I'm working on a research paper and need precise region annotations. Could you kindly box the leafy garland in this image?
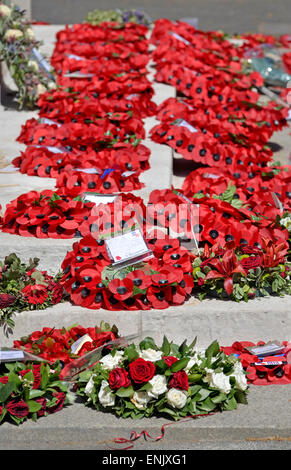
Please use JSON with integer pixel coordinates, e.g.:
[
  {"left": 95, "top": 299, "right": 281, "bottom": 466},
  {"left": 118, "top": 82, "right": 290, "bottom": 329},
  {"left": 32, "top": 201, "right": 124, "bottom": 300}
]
[
  {"left": 0, "top": 253, "right": 65, "bottom": 335},
  {"left": 0, "top": 1, "right": 56, "bottom": 109},
  {"left": 0, "top": 360, "right": 71, "bottom": 425},
  {"left": 84, "top": 8, "right": 152, "bottom": 26},
  {"left": 76, "top": 336, "right": 249, "bottom": 421}
]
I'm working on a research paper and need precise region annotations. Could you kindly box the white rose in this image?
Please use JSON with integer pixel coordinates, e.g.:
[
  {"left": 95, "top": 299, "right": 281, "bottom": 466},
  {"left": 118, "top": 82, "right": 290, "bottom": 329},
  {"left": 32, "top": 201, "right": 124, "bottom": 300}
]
[
  {"left": 25, "top": 28, "right": 35, "bottom": 40},
  {"left": 139, "top": 348, "right": 163, "bottom": 362},
  {"left": 84, "top": 374, "right": 96, "bottom": 396},
  {"left": 231, "top": 362, "right": 248, "bottom": 391},
  {"left": 131, "top": 391, "right": 151, "bottom": 410},
  {"left": 4, "top": 29, "right": 23, "bottom": 41},
  {"left": 98, "top": 380, "right": 115, "bottom": 407},
  {"left": 99, "top": 351, "right": 124, "bottom": 370},
  {"left": 166, "top": 388, "right": 188, "bottom": 409},
  {"left": 28, "top": 60, "right": 39, "bottom": 72},
  {"left": 148, "top": 374, "right": 168, "bottom": 399},
  {"left": 204, "top": 369, "right": 231, "bottom": 394},
  {"left": 280, "top": 216, "right": 291, "bottom": 231},
  {"left": 0, "top": 4, "right": 11, "bottom": 17}
]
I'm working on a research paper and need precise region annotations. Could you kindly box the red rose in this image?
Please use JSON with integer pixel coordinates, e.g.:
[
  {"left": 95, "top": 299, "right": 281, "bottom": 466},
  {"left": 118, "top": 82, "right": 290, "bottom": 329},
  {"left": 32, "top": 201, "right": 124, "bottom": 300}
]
[
  {"left": 5, "top": 400, "right": 30, "bottom": 418},
  {"left": 47, "top": 392, "right": 66, "bottom": 414},
  {"left": 169, "top": 371, "right": 189, "bottom": 391},
  {"left": 162, "top": 356, "right": 178, "bottom": 367},
  {"left": 129, "top": 358, "right": 155, "bottom": 384},
  {"left": 240, "top": 255, "right": 262, "bottom": 271},
  {"left": 35, "top": 397, "right": 47, "bottom": 417},
  {"left": 108, "top": 368, "right": 131, "bottom": 390}
]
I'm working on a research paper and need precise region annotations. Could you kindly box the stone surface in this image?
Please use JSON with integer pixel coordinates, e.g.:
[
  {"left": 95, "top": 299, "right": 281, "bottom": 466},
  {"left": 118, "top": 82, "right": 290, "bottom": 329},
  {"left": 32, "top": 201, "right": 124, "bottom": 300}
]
[{"left": 0, "top": 24, "right": 290, "bottom": 451}]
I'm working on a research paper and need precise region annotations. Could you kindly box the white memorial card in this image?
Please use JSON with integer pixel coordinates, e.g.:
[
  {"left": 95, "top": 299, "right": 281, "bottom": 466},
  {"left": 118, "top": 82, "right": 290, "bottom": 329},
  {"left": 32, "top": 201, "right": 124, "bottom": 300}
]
[{"left": 105, "top": 229, "right": 153, "bottom": 265}]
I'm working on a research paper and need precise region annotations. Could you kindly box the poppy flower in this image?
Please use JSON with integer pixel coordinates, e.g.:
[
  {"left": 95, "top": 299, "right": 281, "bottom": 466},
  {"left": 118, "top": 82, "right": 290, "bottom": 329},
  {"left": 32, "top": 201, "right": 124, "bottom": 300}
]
[{"left": 108, "top": 278, "right": 134, "bottom": 300}]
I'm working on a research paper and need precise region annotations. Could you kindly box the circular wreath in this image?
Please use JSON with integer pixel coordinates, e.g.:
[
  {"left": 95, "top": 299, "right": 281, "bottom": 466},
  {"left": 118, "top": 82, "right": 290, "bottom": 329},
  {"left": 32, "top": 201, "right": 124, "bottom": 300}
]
[{"left": 60, "top": 233, "right": 194, "bottom": 310}]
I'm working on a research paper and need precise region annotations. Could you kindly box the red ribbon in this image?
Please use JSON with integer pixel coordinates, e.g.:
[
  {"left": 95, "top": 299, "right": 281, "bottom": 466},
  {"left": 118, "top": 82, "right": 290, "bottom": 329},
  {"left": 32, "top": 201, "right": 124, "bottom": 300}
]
[{"left": 107, "top": 412, "right": 216, "bottom": 450}]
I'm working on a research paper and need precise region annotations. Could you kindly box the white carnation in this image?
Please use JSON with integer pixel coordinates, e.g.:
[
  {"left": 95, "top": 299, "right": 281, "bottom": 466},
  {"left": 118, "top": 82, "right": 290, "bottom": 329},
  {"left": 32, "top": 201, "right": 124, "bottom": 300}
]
[
  {"left": 139, "top": 348, "right": 163, "bottom": 362},
  {"left": 131, "top": 391, "right": 151, "bottom": 410},
  {"left": 166, "top": 388, "right": 188, "bottom": 409},
  {"left": 148, "top": 374, "right": 168, "bottom": 399},
  {"left": 98, "top": 380, "right": 115, "bottom": 407},
  {"left": 204, "top": 369, "right": 231, "bottom": 394},
  {"left": 99, "top": 350, "right": 124, "bottom": 370}
]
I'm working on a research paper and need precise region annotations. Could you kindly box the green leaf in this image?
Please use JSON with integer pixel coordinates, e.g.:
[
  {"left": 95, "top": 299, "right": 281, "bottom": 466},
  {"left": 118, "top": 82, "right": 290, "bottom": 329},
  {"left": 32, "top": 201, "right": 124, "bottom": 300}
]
[
  {"left": 115, "top": 386, "right": 134, "bottom": 398},
  {"left": 139, "top": 337, "right": 157, "bottom": 351},
  {"left": 0, "top": 381, "right": 15, "bottom": 403},
  {"left": 161, "top": 336, "right": 171, "bottom": 356},
  {"left": 170, "top": 357, "right": 189, "bottom": 373},
  {"left": 26, "top": 400, "right": 42, "bottom": 412},
  {"left": 205, "top": 340, "right": 220, "bottom": 360}
]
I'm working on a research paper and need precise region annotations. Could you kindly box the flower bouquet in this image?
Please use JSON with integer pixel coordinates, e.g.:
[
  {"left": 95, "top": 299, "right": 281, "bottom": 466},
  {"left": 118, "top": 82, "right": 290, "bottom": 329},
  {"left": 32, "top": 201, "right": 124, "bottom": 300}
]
[
  {"left": 0, "top": 360, "right": 71, "bottom": 425},
  {"left": 0, "top": 253, "right": 65, "bottom": 335},
  {"left": 0, "top": 1, "right": 56, "bottom": 109},
  {"left": 76, "top": 336, "right": 248, "bottom": 420},
  {"left": 192, "top": 238, "right": 291, "bottom": 301}
]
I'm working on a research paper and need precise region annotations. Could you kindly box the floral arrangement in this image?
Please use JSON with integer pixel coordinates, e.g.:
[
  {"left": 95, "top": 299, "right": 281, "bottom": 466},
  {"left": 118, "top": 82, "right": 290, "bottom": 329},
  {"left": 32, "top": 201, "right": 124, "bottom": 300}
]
[
  {"left": 76, "top": 336, "right": 248, "bottom": 420},
  {"left": 84, "top": 8, "right": 152, "bottom": 26},
  {"left": 0, "top": 360, "right": 71, "bottom": 425},
  {"left": 12, "top": 321, "right": 119, "bottom": 365},
  {"left": 0, "top": 253, "right": 64, "bottom": 334},
  {"left": 60, "top": 233, "right": 194, "bottom": 311},
  {"left": 0, "top": 1, "right": 56, "bottom": 109},
  {"left": 192, "top": 238, "right": 291, "bottom": 301},
  {"left": 221, "top": 340, "right": 291, "bottom": 385}
]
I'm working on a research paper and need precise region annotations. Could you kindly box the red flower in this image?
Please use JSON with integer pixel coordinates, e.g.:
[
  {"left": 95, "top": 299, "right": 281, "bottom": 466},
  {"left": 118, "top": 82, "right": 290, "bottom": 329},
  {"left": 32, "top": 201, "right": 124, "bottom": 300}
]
[
  {"left": 107, "top": 278, "right": 134, "bottom": 301},
  {"left": 108, "top": 368, "right": 131, "bottom": 390},
  {"left": 129, "top": 358, "right": 155, "bottom": 384},
  {"left": 169, "top": 371, "right": 189, "bottom": 391},
  {"left": 5, "top": 400, "right": 30, "bottom": 418},
  {"left": 162, "top": 356, "right": 178, "bottom": 367},
  {"left": 205, "top": 249, "right": 247, "bottom": 295},
  {"left": 47, "top": 392, "right": 66, "bottom": 414},
  {"left": 21, "top": 284, "right": 48, "bottom": 305}
]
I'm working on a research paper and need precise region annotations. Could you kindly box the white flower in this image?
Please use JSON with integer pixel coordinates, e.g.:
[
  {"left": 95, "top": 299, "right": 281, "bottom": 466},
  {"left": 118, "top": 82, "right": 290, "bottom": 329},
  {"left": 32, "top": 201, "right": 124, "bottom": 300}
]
[
  {"left": 148, "top": 374, "right": 168, "bottom": 399},
  {"left": 99, "top": 350, "right": 124, "bottom": 370},
  {"left": 36, "top": 83, "right": 47, "bottom": 97},
  {"left": 0, "top": 4, "right": 11, "bottom": 17},
  {"left": 131, "top": 391, "right": 151, "bottom": 410},
  {"left": 204, "top": 369, "right": 231, "bottom": 394},
  {"left": 166, "top": 388, "right": 188, "bottom": 409},
  {"left": 47, "top": 80, "right": 57, "bottom": 90},
  {"left": 139, "top": 348, "right": 163, "bottom": 362},
  {"left": 185, "top": 353, "right": 202, "bottom": 371},
  {"left": 4, "top": 29, "right": 23, "bottom": 41},
  {"left": 84, "top": 374, "right": 96, "bottom": 396},
  {"left": 28, "top": 60, "right": 39, "bottom": 72},
  {"left": 230, "top": 362, "right": 248, "bottom": 391},
  {"left": 98, "top": 380, "right": 115, "bottom": 407},
  {"left": 280, "top": 216, "right": 291, "bottom": 231},
  {"left": 25, "top": 28, "right": 35, "bottom": 40}
]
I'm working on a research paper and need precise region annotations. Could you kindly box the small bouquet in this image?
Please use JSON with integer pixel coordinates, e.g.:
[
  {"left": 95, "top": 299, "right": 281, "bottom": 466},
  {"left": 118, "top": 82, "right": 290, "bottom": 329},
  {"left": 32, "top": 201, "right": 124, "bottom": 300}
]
[
  {"left": 76, "top": 336, "right": 248, "bottom": 420},
  {"left": 192, "top": 238, "right": 291, "bottom": 301},
  {"left": 0, "top": 253, "right": 65, "bottom": 335},
  {"left": 0, "top": 360, "right": 71, "bottom": 425},
  {"left": 0, "top": 1, "right": 56, "bottom": 108}
]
